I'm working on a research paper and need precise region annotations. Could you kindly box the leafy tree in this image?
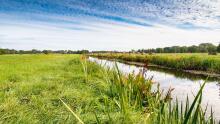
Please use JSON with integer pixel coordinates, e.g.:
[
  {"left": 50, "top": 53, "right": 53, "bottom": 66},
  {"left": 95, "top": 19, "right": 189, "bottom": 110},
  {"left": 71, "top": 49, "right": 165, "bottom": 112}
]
[
  {"left": 156, "top": 48, "right": 163, "bottom": 53},
  {"left": 198, "top": 43, "right": 216, "bottom": 53},
  {"left": 180, "top": 46, "right": 188, "bottom": 53},
  {"left": 31, "top": 49, "right": 40, "bottom": 54},
  {"left": 164, "top": 47, "right": 171, "bottom": 53},
  {"left": 188, "top": 45, "right": 198, "bottom": 53},
  {"left": 42, "top": 50, "right": 52, "bottom": 54},
  {"left": 134, "top": 43, "right": 218, "bottom": 54},
  {"left": 217, "top": 43, "right": 220, "bottom": 53},
  {"left": 171, "top": 46, "right": 181, "bottom": 53}
]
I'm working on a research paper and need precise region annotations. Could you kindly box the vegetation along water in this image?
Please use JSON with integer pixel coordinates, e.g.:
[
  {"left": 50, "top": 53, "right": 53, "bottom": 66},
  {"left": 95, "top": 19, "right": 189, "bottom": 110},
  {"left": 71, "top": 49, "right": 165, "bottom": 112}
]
[{"left": 91, "top": 53, "right": 220, "bottom": 76}]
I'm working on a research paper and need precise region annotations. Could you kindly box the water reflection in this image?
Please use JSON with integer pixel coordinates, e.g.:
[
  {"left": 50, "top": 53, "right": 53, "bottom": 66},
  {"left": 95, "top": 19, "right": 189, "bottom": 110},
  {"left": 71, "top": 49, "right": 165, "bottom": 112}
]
[
  {"left": 89, "top": 57, "right": 220, "bottom": 121},
  {"left": 147, "top": 66, "right": 219, "bottom": 82}
]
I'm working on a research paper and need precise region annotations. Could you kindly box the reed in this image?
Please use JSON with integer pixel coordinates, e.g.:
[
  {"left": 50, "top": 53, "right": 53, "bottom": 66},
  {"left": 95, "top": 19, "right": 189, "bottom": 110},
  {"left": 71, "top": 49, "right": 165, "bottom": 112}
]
[
  {"left": 63, "top": 58, "right": 216, "bottom": 123},
  {"left": 91, "top": 53, "right": 220, "bottom": 74}
]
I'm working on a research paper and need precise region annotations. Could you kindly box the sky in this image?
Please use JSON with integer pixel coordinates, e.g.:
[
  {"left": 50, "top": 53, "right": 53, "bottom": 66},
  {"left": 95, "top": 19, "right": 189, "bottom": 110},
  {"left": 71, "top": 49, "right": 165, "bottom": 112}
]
[{"left": 0, "top": 0, "right": 220, "bottom": 51}]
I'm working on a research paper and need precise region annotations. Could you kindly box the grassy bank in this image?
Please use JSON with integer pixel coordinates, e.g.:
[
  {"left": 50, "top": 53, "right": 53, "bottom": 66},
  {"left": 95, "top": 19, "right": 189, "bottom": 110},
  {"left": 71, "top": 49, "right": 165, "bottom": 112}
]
[
  {"left": 0, "top": 54, "right": 216, "bottom": 123},
  {"left": 91, "top": 53, "right": 220, "bottom": 74}
]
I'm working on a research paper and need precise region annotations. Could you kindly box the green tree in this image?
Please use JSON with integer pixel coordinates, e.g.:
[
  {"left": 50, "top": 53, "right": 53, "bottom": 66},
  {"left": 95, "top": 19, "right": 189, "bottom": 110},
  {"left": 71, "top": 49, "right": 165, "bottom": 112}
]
[
  {"left": 156, "top": 48, "right": 163, "bottom": 53},
  {"left": 0, "top": 49, "right": 5, "bottom": 55},
  {"left": 188, "top": 45, "right": 198, "bottom": 53},
  {"left": 31, "top": 49, "right": 40, "bottom": 54},
  {"left": 217, "top": 43, "right": 220, "bottom": 53},
  {"left": 164, "top": 47, "right": 171, "bottom": 53},
  {"left": 180, "top": 46, "right": 188, "bottom": 53},
  {"left": 198, "top": 43, "right": 216, "bottom": 53},
  {"left": 42, "top": 50, "right": 52, "bottom": 54},
  {"left": 171, "top": 46, "right": 181, "bottom": 53}
]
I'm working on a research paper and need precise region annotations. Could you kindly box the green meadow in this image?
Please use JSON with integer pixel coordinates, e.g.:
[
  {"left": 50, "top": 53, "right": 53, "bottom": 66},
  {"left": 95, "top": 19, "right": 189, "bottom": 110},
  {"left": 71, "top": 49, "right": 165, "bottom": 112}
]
[{"left": 0, "top": 54, "right": 216, "bottom": 123}]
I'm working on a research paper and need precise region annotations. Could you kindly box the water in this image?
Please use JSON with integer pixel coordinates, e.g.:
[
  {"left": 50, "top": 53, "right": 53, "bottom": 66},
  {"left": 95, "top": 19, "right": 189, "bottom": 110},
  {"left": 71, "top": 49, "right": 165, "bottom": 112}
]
[{"left": 89, "top": 57, "right": 220, "bottom": 120}]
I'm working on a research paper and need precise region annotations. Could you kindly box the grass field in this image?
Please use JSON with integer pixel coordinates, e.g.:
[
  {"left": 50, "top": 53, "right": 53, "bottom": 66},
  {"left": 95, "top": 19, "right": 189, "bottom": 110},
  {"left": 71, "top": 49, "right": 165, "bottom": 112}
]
[
  {"left": 0, "top": 54, "right": 103, "bottom": 123},
  {"left": 0, "top": 54, "right": 215, "bottom": 123},
  {"left": 91, "top": 53, "right": 220, "bottom": 74}
]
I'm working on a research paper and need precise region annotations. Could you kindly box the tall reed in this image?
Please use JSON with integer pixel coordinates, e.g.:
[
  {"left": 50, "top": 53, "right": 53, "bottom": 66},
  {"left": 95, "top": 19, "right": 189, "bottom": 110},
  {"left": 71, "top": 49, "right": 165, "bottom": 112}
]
[
  {"left": 62, "top": 58, "right": 216, "bottom": 123},
  {"left": 91, "top": 53, "right": 220, "bottom": 74}
]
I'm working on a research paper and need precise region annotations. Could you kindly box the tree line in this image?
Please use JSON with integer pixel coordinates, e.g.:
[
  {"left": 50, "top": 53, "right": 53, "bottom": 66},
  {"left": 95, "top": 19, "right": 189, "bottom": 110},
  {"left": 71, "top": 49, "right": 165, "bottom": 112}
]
[
  {"left": 0, "top": 49, "right": 89, "bottom": 55},
  {"left": 1, "top": 43, "right": 220, "bottom": 55},
  {"left": 135, "top": 43, "right": 220, "bottom": 54}
]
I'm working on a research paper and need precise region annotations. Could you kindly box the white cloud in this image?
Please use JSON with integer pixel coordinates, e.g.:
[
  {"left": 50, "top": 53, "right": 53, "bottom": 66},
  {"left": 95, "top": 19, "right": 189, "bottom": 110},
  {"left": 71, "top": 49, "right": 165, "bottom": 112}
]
[{"left": 1, "top": 20, "right": 220, "bottom": 51}]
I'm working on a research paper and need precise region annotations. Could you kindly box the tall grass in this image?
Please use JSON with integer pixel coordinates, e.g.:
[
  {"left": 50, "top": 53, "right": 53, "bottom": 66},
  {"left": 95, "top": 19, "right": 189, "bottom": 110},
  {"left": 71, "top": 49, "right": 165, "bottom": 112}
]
[
  {"left": 91, "top": 53, "right": 220, "bottom": 74},
  {"left": 62, "top": 57, "right": 216, "bottom": 123}
]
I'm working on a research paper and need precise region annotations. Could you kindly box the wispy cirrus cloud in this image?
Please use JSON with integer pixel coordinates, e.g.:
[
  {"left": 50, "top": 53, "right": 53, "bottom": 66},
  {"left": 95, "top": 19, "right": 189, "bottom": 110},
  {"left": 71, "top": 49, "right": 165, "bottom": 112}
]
[
  {"left": 1, "top": 0, "right": 220, "bottom": 28},
  {"left": 0, "top": 0, "right": 220, "bottom": 50}
]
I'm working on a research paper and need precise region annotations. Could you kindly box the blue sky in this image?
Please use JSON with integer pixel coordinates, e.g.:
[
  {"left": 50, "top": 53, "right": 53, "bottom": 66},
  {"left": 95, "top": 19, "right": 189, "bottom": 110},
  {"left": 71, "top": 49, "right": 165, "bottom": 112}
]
[{"left": 0, "top": 0, "right": 220, "bottom": 50}]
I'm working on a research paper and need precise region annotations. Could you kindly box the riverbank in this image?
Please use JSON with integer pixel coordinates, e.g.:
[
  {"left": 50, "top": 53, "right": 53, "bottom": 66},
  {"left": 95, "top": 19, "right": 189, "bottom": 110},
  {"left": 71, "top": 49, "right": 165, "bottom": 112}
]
[
  {"left": 90, "top": 53, "right": 220, "bottom": 79},
  {"left": 119, "top": 59, "right": 220, "bottom": 79},
  {"left": 0, "top": 54, "right": 216, "bottom": 123}
]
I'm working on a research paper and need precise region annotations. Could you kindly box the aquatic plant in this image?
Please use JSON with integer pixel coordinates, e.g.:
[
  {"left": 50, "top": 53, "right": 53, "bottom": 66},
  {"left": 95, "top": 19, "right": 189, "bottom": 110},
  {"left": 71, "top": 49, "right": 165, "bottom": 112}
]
[
  {"left": 91, "top": 53, "right": 220, "bottom": 74},
  {"left": 62, "top": 58, "right": 216, "bottom": 123}
]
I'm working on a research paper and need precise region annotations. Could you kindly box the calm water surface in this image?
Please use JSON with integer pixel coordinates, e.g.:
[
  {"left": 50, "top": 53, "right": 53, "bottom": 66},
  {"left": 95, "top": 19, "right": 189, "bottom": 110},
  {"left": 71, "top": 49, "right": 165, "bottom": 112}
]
[{"left": 89, "top": 57, "right": 220, "bottom": 120}]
